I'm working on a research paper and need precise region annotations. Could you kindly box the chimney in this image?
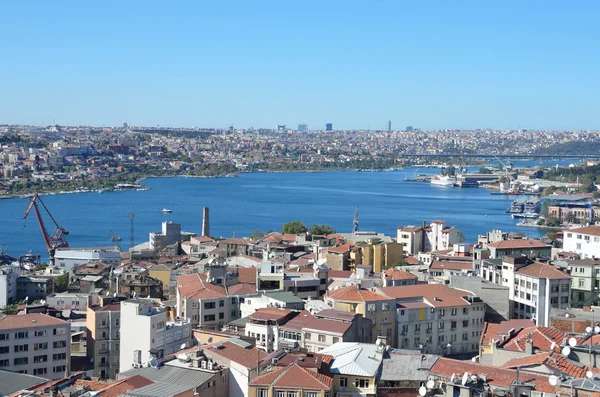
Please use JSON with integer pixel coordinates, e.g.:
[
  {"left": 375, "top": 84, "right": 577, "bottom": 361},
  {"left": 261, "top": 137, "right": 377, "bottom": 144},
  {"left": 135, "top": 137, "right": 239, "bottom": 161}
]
[
  {"left": 202, "top": 207, "right": 210, "bottom": 237},
  {"left": 525, "top": 338, "right": 533, "bottom": 354}
]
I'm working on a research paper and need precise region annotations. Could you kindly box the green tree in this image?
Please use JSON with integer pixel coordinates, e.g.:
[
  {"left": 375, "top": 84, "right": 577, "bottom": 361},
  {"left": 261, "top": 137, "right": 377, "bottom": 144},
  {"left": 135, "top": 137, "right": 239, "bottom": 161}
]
[
  {"left": 0, "top": 304, "right": 19, "bottom": 315},
  {"left": 54, "top": 273, "right": 69, "bottom": 293},
  {"left": 281, "top": 220, "right": 308, "bottom": 234},
  {"left": 308, "top": 224, "right": 335, "bottom": 235},
  {"left": 249, "top": 230, "right": 265, "bottom": 239}
]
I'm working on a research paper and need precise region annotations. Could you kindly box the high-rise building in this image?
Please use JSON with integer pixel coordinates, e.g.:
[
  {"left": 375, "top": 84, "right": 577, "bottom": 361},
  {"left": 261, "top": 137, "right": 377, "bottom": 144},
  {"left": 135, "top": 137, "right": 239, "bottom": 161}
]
[
  {"left": 406, "top": 126, "right": 413, "bottom": 132},
  {"left": 386, "top": 120, "right": 392, "bottom": 132},
  {"left": 325, "top": 123, "right": 333, "bottom": 131},
  {"left": 276, "top": 124, "right": 286, "bottom": 131},
  {"left": 298, "top": 123, "right": 308, "bottom": 132}
]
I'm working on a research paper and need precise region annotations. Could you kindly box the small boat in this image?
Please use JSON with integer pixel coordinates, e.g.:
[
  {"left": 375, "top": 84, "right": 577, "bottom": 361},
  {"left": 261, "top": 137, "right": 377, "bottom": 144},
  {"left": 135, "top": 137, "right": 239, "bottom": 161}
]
[
  {"left": 512, "top": 212, "right": 539, "bottom": 219},
  {"left": 162, "top": 208, "right": 172, "bottom": 213}
]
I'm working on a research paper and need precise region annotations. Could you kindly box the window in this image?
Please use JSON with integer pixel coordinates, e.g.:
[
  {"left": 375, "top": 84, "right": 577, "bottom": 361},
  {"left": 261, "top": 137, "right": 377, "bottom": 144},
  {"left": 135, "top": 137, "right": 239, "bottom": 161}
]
[
  {"left": 579, "top": 292, "right": 585, "bottom": 301},
  {"left": 276, "top": 392, "right": 285, "bottom": 397},
  {"left": 551, "top": 285, "right": 559, "bottom": 292},
  {"left": 304, "top": 392, "right": 318, "bottom": 397},
  {"left": 439, "top": 309, "right": 445, "bottom": 317},
  {"left": 533, "top": 283, "right": 538, "bottom": 290},
  {"left": 14, "top": 331, "right": 28, "bottom": 339},
  {"left": 0, "top": 333, "right": 7, "bottom": 340},
  {"left": 34, "top": 330, "right": 47, "bottom": 337},
  {"left": 34, "top": 355, "right": 47, "bottom": 363},
  {"left": 219, "top": 300, "right": 224, "bottom": 307},
  {"left": 382, "top": 303, "right": 390, "bottom": 310},
  {"left": 318, "top": 335, "right": 326, "bottom": 342},
  {"left": 439, "top": 322, "right": 445, "bottom": 329},
  {"left": 551, "top": 297, "right": 558, "bottom": 305},
  {"left": 287, "top": 393, "right": 298, "bottom": 397},
  {"left": 562, "top": 284, "right": 569, "bottom": 292},
  {"left": 53, "top": 328, "right": 66, "bottom": 335},
  {"left": 451, "top": 321, "right": 457, "bottom": 330},
  {"left": 305, "top": 333, "right": 311, "bottom": 340},
  {"left": 204, "top": 302, "right": 216, "bottom": 309},
  {"left": 53, "top": 341, "right": 67, "bottom": 349},
  {"left": 0, "top": 346, "right": 8, "bottom": 354},
  {"left": 0, "top": 359, "right": 8, "bottom": 367},
  {"left": 333, "top": 337, "right": 339, "bottom": 344},
  {"left": 438, "top": 335, "right": 445, "bottom": 342},
  {"left": 340, "top": 377, "right": 348, "bottom": 387},
  {"left": 367, "top": 304, "right": 376, "bottom": 312},
  {"left": 561, "top": 296, "right": 569, "bottom": 304},
  {"left": 53, "top": 365, "right": 66, "bottom": 373},
  {"left": 414, "top": 324, "right": 421, "bottom": 332},
  {"left": 219, "top": 313, "right": 224, "bottom": 320},
  {"left": 33, "top": 368, "right": 47, "bottom": 376},
  {"left": 463, "top": 308, "right": 468, "bottom": 315},
  {"left": 231, "top": 310, "right": 238, "bottom": 317},
  {"left": 231, "top": 297, "right": 237, "bottom": 305},
  {"left": 53, "top": 353, "right": 66, "bottom": 361},
  {"left": 14, "top": 344, "right": 28, "bottom": 352},
  {"left": 451, "top": 308, "right": 457, "bottom": 316},
  {"left": 14, "top": 357, "right": 28, "bottom": 365},
  {"left": 257, "top": 389, "right": 268, "bottom": 397},
  {"left": 462, "top": 320, "right": 469, "bottom": 327},
  {"left": 577, "top": 234, "right": 582, "bottom": 239},
  {"left": 580, "top": 279, "right": 586, "bottom": 287},
  {"left": 355, "top": 378, "right": 370, "bottom": 388},
  {"left": 204, "top": 315, "right": 216, "bottom": 321}
]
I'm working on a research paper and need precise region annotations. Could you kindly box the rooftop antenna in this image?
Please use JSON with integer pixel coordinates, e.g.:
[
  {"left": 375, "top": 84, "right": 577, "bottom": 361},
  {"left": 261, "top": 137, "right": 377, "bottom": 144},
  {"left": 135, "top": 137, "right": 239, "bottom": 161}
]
[{"left": 353, "top": 206, "right": 359, "bottom": 234}]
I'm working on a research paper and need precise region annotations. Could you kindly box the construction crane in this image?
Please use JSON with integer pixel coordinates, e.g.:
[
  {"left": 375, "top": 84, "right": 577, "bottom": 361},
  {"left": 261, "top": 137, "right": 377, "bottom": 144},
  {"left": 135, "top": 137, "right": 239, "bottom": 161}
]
[
  {"left": 22, "top": 193, "right": 69, "bottom": 267},
  {"left": 110, "top": 230, "right": 123, "bottom": 253}
]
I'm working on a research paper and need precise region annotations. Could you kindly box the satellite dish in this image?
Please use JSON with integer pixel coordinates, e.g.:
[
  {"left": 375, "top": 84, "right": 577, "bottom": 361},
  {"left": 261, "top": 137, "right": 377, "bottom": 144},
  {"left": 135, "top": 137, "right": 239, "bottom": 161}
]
[
  {"left": 549, "top": 375, "right": 558, "bottom": 386},
  {"left": 180, "top": 343, "right": 187, "bottom": 350},
  {"left": 90, "top": 357, "right": 94, "bottom": 363},
  {"left": 550, "top": 342, "right": 556, "bottom": 350},
  {"left": 426, "top": 380, "right": 435, "bottom": 389},
  {"left": 587, "top": 370, "right": 594, "bottom": 379},
  {"left": 562, "top": 346, "right": 571, "bottom": 356},
  {"left": 461, "top": 373, "right": 469, "bottom": 385},
  {"left": 587, "top": 327, "right": 593, "bottom": 334},
  {"left": 419, "top": 386, "right": 427, "bottom": 396},
  {"left": 568, "top": 337, "right": 577, "bottom": 347},
  {"left": 595, "top": 326, "right": 600, "bottom": 333},
  {"left": 150, "top": 359, "right": 158, "bottom": 368},
  {"left": 24, "top": 296, "right": 28, "bottom": 301},
  {"left": 471, "top": 357, "right": 477, "bottom": 363}
]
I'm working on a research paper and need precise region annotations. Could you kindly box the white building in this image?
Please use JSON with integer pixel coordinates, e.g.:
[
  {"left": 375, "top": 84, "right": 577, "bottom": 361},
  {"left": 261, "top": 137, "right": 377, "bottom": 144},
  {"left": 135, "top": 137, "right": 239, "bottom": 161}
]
[
  {"left": 0, "top": 265, "right": 19, "bottom": 307},
  {"left": 54, "top": 246, "right": 120, "bottom": 272},
  {"left": 380, "top": 284, "right": 486, "bottom": 355},
  {"left": 239, "top": 291, "right": 304, "bottom": 319},
  {"left": 119, "top": 299, "right": 192, "bottom": 373},
  {"left": 396, "top": 220, "right": 462, "bottom": 255},
  {"left": 0, "top": 313, "right": 71, "bottom": 379},
  {"left": 563, "top": 225, "right": 600, "bottom": 259},
  {"left": 480, "top": 255, "right": 571, "bottom": 326}
]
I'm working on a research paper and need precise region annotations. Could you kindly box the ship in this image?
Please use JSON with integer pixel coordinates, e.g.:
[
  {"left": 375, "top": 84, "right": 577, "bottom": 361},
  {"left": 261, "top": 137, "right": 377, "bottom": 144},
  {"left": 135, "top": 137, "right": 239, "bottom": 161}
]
[
  {"left": 512, "top": 212, "right": 539, "bottom": 219},
  {"left": 506, "top": 200, "right": 524, "bottom": 214},
  {"left": 162, "top": 208, "right": 172, "bottom": 213},
  {"left": 430, "top": 175, "right": 456, "bottom": 187},
  {"left": 523, "top": 199, "right": 541, "bottom": 213}
]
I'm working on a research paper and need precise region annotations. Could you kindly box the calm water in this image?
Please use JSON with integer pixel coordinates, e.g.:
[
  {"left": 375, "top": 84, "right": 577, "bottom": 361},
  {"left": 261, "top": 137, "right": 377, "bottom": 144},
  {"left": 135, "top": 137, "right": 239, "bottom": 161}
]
[{"left": 0, "top": 160, "right": 576, "bottom": 260}]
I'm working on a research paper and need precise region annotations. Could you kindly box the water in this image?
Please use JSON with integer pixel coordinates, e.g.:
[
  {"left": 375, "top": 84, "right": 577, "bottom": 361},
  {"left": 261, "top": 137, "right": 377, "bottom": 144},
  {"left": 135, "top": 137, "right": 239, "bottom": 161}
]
[{"left": 0, "top": 160, "right": 576, "bottom": 260}]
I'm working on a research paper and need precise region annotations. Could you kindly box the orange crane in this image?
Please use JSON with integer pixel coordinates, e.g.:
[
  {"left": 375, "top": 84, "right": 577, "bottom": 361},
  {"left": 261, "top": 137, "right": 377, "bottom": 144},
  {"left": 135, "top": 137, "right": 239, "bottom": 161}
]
[{"left": 22, "top": 194, "right": 69, "bottom": 267}]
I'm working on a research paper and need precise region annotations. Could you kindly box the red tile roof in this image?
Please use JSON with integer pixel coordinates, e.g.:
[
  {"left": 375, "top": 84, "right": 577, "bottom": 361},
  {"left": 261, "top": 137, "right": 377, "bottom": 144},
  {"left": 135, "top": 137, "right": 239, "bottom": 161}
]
[
  {"left": 227, "top": 283, "right": 256, "bottom": 295},
  {"left": 567, "top": 225, "right": 600, "bottom": 237},
  {"left": 502, "top": 352, "right": 588, "bottom": 378},
  {"left": 328, "top": 243, "right": 355, "bottom": 254},
  {"left": 97, "top": 375, "right": 154, "bottom": 397},
  {"left": 381, "top": 284, "right": 474, "bottom": 308},
  {"left": 177, "top": 273, "right": 228, "bottom": 299},
  {"left": 384, "top": 268, "right": 418, "bottom": 281},
  {"left": 515, "top": 262, "right": 571, "bottom": 280},
  {"left": 430, "top": 260, "right": 473, "bottom": 271},
  {"left": 303, "top": 318, "right": 351, "bottom": 335},
  {"left": 250, "top": 363, "right": 333, "bottom": 390},
  {"left": 327, "top": 284, "right": 391, "bottom": 302},
  {"left": 206, "top": 340, "right": 267, "bottom": 369},
  {"left": 499, "top": 326, "right": 567, "bottom": 352},
  {"left": 487, "top": 239, "right": 550, "bottom": 249},
  {"left": 430, "top": 357, "right": 556, "bottom": 394},
  {"left": 281, "top": 310, "right": 315, "bottom": 331},
  {"left": 479, "top": 320, "right": 536, "bottom": 347},
  {"left": 251, "top": 308, "right": 293, "bottom": 321},
  {"left": 0, "top": 313, "right": 68, "bottom": 330}
]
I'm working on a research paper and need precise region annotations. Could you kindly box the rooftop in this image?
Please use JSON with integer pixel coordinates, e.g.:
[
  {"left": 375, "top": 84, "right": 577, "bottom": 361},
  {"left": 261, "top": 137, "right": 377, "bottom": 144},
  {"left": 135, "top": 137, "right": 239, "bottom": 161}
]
[
  {"left": 0, "top": 369, "right": 48, "bottom": 396},
  {"left": 381, "top": 284, "right": 476, "bottom": 308},
  {"left": 205, "top": 339, "right": 268, "bottom": 369},
  {"left": 0, "top": 313, "right": 68, "bottom": 330},
  {"left": 566, "top": 225, "right": 600, "bottom": 237},
  {"left": 250, "top": 363, "right": 333, "bottom": 390},
  {"left": 327, "top": 284, "right": 390, "bottom": 302},
  {"left": 319, "top": 342, "right": 385, "bottom": 377},
  {"left": 515, "top": 262, "right": 571, "bottom": 280},
  {"left": 487, "top": 239, "right": 550, "bottom": 249}
]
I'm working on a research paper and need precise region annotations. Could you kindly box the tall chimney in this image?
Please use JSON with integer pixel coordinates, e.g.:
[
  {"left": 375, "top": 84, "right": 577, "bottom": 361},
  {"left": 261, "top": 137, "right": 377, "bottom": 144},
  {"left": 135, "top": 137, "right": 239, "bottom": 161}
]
[{"left": 202, "top": 207, "right": 210, "bottom": 237}]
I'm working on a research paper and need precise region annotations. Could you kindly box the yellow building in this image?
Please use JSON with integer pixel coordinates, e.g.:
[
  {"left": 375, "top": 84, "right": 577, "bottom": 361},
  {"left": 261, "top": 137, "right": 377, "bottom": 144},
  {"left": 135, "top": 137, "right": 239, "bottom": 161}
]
[
  {"left": 357, "top": 240, "right": 404, "bottom": 273},
  {"left": 320, "top": 341, "right": 385, "bottom": 397},
  {"left": 249, "top": 362, "right": 333, "bottom": 397},
  {"left": 148, "top": 264, "right": 171, "bottom": 298},
  {"left": 325, "top": 284, "right": 396, "bottom": 345}
]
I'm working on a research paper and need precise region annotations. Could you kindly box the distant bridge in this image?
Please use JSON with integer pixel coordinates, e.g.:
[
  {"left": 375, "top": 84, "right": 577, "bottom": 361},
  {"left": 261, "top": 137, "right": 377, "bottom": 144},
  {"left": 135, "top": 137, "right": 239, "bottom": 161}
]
[{"left": 398, "top": 153, "right": 597, "bottom": 159}]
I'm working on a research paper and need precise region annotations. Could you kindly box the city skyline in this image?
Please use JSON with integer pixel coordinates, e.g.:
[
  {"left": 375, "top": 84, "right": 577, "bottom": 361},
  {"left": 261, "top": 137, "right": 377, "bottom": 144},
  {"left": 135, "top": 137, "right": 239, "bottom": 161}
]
[{"left": 1, "top": 1, "right": 599, "bottom": 130}]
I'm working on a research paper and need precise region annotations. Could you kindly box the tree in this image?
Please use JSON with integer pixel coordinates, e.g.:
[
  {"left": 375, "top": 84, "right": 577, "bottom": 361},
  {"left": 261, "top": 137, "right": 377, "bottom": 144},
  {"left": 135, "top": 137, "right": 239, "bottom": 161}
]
[
  {"left": 0, "top": 304, "right": 19, "bottom": 315},
  {"left": 54, "top": 273, "right": 69, "bottom": 293},
  {"left": 281, "top": 220, "right": 307, "bottom": 234},
  {"left": 308, "top": 224, "right": 335, "bottom": 235},
  {"left": 249, "top": 230, "right": 265, "bottom": 239}
]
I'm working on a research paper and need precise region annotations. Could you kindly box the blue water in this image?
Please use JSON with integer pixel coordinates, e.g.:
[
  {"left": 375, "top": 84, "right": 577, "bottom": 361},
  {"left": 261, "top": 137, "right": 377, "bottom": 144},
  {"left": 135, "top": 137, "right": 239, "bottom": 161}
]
[{"left": 0, "top": 160, "right": 576, "bottom": 260}]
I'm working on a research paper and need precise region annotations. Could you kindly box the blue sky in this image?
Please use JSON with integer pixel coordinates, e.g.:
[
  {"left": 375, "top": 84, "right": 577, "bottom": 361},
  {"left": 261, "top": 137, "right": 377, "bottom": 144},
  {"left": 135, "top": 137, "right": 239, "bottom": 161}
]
[{"left": 1, "top": 1, "right": 598, "bottom": 130}]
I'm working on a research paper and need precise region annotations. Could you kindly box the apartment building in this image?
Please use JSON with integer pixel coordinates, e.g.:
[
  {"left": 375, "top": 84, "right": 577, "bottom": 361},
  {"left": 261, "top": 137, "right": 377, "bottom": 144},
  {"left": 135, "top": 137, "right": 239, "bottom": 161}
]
[
  {"left": 563, "top": 225, "right": 600, "bottom": 259},
  {"left": 485, "top": 239, "right": 551, "bottom": 259},
  {"left": 325, "top": 284, "right": 395, "bottom": 344},
  {"left": 380, "top": 284, "right": 486, "bottom": 355},
  {"left": 481, "top": 255, "right": 571, "bottom": 326},
  {"left": 240, "top": 291, "right": 305, "bottom": 318},
  {"left": 381, "top": 267, "right": 418, "bottom": 287},
  {"left": 86, "top": 296, "right": 122, "bottom": 379},
  {"left": 566, "top": 258, "right": 600, "bottom": 307},
  {"left": 245, "top": 308, "right": 296, "bottom": 352},
  {"left": 54, "top": 246, "right": 120, "bottom": 271},
  {"left": 0, "top": 313, "right": 70, "bottom": 379},
  {"left": 396, "top": 220, "right": 462, "bottom": 255},
  {"left": 355, "top": 239, "right": 404, "bottom": 273},
  {"left": 0, "top": 265, "right": 19, "bottom": 306},
  {"left": 249, "top": 362, "right": 333, "bottom": 397},
  {"left": 119, "top": 299, "right": 192, "bottom": 373},
  {"left": 278, "top": 309, "right": 373, "bottom": 353}
]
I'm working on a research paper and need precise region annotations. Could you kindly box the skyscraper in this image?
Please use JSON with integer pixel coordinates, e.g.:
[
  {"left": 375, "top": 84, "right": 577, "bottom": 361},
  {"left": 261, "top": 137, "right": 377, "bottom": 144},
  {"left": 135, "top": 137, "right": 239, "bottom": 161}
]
[
  {"left": 386, "top": 120, "right": 392, "bottom": 132},
  {"left": 298, "top": 123, "right": 308, "bottom": 132},
  {"left": 325, "top": 123, "right": 333, "bottom": 131}
]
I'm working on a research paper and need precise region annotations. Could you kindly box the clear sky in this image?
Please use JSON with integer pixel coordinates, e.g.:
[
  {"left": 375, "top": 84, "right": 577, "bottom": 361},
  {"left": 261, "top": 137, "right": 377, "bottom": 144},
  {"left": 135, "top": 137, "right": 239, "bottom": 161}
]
[{"left": 1, "top": 1, "right": 599, "bottom": 130}]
